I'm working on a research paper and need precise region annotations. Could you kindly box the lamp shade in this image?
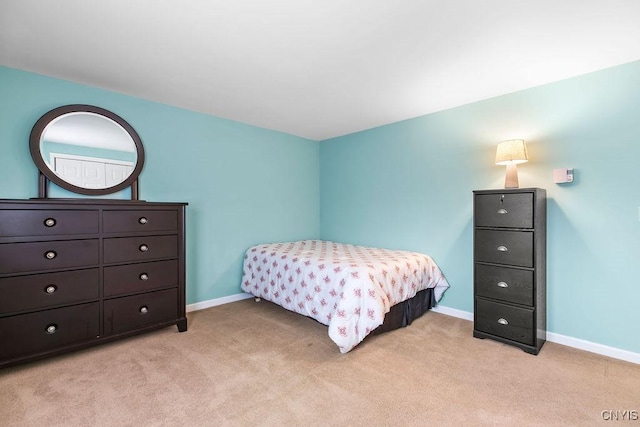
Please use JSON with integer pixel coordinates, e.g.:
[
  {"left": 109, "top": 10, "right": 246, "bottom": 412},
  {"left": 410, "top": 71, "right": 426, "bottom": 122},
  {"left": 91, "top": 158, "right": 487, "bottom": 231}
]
[{"left": 495, "top": 139, "right": 528, "bottom": 165}]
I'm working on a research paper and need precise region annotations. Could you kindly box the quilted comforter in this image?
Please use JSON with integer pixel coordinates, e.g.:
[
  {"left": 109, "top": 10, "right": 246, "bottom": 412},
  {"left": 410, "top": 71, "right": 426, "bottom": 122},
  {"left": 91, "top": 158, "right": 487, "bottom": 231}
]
[{"left": 240, "top": 240, "right": 450, "bottom": 353}]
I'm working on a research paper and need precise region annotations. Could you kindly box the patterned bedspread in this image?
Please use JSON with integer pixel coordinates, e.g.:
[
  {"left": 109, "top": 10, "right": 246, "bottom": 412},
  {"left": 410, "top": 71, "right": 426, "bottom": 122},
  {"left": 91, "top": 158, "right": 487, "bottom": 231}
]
[{"left": 241, "top": 240, "right": 449, "bottom": 353}]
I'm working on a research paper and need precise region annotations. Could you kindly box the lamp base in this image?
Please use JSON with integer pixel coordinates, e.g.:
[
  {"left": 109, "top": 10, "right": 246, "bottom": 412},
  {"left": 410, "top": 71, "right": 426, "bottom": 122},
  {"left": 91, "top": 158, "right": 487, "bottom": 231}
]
[{"left": 504, "top": 163, "right": 519, "bottom": 188}]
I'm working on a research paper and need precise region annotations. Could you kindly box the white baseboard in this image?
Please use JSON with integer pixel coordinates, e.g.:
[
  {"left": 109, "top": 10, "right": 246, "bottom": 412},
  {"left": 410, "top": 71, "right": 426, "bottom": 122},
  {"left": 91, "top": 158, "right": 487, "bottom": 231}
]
[
  {"left": 431, "top": 304, "right": 474, "bottom": 321},
  {"left": 545, "top": 332, "right": 640, "bottom": 365},
  {"left": 186, "top": 292, "right": 253, "bottom": 312},
  {"left": 187, "top": 297, "right": 640, "bottom": 365},
  {"left": 431, "top": 305, "right": 640, "bottom": 365}
]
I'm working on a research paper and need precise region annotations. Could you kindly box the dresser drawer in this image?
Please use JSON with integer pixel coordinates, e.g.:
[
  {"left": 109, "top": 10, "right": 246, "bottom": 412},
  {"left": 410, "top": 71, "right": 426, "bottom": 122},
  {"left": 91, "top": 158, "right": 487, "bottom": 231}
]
[
  {"left": 0, "top": 269, "right": 99, "bottom": 314},
  {"left": 474, "top": 193, "right": 533, "bottom": 228},
  {"left": 103, "top": 235, "right": 178, "bottom": 264},
  {"left": 104, "top": 260, "right": 178, "bottom": 297},
  {"left": 474, "top": 229, "right": 533, "bottom": 268},
  {"left": 475, "top": 264, "right": 533, "bottom": 306},
  {"left": 0, "top": 209, "right": 98, "bottom": 238},
  {"left": 103, "top": 288, "right": 178, "bottom": 335},
  {"left": 0, "top": 239, "right": 99, "bottom": 274},
  {"left": 103, "top": 210, "right": 178, "bottom": 233},
  {"left": 475, "top": 299, "right": 534, "bottom": 346},
  {"left": 0, "top": 302, "right": 99, "bottom": 361}
]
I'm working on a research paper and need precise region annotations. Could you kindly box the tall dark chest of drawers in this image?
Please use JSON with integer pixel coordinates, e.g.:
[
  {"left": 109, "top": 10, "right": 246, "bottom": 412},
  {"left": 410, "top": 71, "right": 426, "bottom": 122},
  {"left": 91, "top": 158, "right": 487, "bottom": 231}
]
[
  {"left": 0, "top": 199, "right": 187, "bottom": 368},
  {"left": 473, "top": 188, "right": 546, "bottom": 355}
]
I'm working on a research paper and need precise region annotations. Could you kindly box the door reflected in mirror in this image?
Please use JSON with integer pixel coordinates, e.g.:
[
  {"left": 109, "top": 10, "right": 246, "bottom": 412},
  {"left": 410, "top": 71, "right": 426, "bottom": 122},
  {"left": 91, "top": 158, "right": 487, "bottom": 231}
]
[{"left": 40, "top": 112, "right": 137, "bottom": 189}]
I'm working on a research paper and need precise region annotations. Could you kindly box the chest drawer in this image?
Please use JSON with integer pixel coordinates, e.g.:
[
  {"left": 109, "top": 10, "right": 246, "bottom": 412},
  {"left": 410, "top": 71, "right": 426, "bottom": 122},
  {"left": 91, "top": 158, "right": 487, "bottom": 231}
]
[
  {"left": 475, "top": 299, "right": 534, "bottom": 346},
  {"left": 0, "top": 269, "right": 99, "bottom": 314},
  {"left": 0, "top": 199, "right": 187, "bottom": 368},
  {"left": 474, "top": 193, "right": 533, "bottom": 228},
  {"left": 474, "top": 229, "right": 533, "bottom": 268},
  {"left": 104, "top": 260, "right": 178, "bottom": 297},
  {"left": 0, "top": 239, "right": 99, "bottom": 274},
  {"left": 104, "top": 288, "right": 178, "bottom": 335},
  {"left": 0, "top": 209, "right": 98, "bottom": 238},
  {"left": 103, "top": 235, "right": 178, "bottom": 264},
  {"left": 103, "top": 210, "right": 178, "bottom": 233},
  {"left": 475, "top": 264, "right": 533, "bottom": 306},
  {"left": 0, "top": 302, "right": 99, "bottom": 361}
]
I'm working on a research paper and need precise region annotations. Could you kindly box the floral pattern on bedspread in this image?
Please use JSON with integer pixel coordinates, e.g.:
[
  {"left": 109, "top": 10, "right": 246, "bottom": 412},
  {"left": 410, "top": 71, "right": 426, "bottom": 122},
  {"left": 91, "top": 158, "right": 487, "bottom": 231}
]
[{"left": 240, "top": 240, "right": 450, "bottom": 353}]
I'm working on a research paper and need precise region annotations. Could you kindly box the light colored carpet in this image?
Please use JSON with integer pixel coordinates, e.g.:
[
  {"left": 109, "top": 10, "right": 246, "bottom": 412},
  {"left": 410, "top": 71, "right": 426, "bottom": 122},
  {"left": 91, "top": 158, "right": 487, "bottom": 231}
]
[{"left": 1, "top": 299, "right": 638, "bottom": 426}]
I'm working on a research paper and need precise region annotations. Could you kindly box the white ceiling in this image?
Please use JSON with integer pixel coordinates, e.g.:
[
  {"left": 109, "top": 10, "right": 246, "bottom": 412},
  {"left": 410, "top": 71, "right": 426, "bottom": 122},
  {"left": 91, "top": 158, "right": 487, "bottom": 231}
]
[{"left": 2, "top": 0, "right": 640, "bottom": 140}]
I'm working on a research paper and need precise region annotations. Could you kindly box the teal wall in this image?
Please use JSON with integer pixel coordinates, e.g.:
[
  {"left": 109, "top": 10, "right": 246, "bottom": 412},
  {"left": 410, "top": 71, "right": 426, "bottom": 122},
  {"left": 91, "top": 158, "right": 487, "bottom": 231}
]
[
  {"left": 0, "top": 66, "right": 320, "bottom": 304},
  {"left": 320, "top": 60, "right": 640, "bottom": 354}
]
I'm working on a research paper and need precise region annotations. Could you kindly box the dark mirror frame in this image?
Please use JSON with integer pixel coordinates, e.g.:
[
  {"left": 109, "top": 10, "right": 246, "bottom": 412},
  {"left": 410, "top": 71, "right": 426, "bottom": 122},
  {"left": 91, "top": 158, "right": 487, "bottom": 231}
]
[{"left": 30, "top": 104, "right": 145, "bottom": 199}]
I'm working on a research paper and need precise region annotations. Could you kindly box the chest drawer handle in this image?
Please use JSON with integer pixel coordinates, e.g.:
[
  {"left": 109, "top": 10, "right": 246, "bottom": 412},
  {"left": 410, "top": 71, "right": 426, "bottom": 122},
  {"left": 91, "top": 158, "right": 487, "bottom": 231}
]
[
  {"left": 139, "top": 217, "right": 148, "bottom": 225},
  {"left": 497, "top": 246, "right": 508, "bottom": 252},
  {"left": 497, "top": 209, "right": 508, "bottom": 215},
  {"left": 139, "top": 244, "right": 149, "bottom": 252},
  {"left": 44, "top": 218, "right": 57, "bottom": 227},
  {"left": 140, "top": 306, "right": 149, "bottom": 314},
  {"left": 497, "top": 281, "right": 508, "bottom": 288},
  {"left": 46, "top": 324, "right": 58, "bottom": 334},
  {"left": 139, "top": 273, "right": 149, "bottom": 281},
  {"left": 45, "top": 251, "right": 57, "bottom": 260},
  {"left": 45, "top": 285, "right": 57, "bottom": 294},
  {"left": 497, "top": 318, "right": 509, "bottom": 325}
]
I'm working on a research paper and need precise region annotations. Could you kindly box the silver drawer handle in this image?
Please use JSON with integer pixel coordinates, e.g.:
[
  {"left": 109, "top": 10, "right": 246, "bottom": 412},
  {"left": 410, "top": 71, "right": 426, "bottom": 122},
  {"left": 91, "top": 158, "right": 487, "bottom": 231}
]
[
  {"left": 140, "top": 273, "right": 149, "bottom": 281},
  {"left": 139, "top": 217, "right": 148, "bottom": 225},
  {"left": 139, "top": 244, "right": 149, "bottom": 252},
  {"left": 46, "top": 324, "right": 58, "bottom": 334},
  {"left": 497, "top": 209, "right": 508, "bottom": 215},
  {"left": 45, "top": 251, "right": 57, "bottom": 259},
  {"left": 497, "top": 281, "right": 509, "bottom": 288},
  {"left": 497, "top": 318, "right": 509, "bottom": 325},
  {"left": 44, "top": 218, "right": 57, "bottom": 227},
  {"left": 497, "top": 246, "right": 508, "bottom": 252},
  {"left": 45, "top": 285, "right": 57, "bottom": 294},
  {"left": 140, "top": 306, "right": 149, "bottom": 314}
]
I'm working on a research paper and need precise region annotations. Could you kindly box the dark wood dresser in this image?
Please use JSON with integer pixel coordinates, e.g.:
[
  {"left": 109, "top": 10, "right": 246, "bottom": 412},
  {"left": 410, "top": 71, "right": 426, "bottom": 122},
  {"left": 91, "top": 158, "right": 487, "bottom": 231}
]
[
  {"left": 473, "top": 188, "right": 546, "bottom": 355},
  {"left": 0, "top": 199, "right": 187, "bottom": 368}
]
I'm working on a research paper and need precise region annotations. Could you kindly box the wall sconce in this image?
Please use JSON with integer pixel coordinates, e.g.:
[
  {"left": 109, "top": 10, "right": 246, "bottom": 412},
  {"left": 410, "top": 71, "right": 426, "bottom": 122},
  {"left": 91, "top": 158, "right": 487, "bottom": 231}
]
[{"left": 495, "top": 139, "right": 528, "bottom": 188}]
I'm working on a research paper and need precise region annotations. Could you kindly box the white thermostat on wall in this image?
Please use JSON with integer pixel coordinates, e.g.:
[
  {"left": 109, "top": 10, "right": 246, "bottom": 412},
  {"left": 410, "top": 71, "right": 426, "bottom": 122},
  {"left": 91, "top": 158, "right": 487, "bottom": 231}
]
[{"left": 553, "top": 168, "right": 574, "bottom": 184}]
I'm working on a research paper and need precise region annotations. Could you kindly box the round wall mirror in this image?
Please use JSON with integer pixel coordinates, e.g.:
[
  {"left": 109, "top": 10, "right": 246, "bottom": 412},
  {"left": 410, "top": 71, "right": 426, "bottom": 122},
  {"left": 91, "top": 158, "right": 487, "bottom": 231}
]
[{"left": 30, "top": 105, "right": 145, "bottom": 197}]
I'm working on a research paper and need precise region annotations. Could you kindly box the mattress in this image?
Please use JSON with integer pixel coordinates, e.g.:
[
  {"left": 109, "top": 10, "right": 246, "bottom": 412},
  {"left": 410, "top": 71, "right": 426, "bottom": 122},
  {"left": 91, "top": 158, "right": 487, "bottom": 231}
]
[{"left": 241, "top": 240, "right": 450, "bottom": 353}]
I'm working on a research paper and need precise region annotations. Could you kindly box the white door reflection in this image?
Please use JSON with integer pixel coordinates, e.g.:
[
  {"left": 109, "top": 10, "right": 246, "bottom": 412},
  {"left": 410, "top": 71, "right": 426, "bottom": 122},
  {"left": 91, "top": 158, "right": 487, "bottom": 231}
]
[{"left": 51, "top": 153, "right": 134, "bottom": 188}]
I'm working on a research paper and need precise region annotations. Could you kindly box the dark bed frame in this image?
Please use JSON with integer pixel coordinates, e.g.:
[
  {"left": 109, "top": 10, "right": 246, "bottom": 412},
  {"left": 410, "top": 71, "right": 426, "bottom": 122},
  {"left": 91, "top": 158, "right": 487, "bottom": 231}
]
[{"left": 369, "top": 288, "right": 436, "bottom": 336}]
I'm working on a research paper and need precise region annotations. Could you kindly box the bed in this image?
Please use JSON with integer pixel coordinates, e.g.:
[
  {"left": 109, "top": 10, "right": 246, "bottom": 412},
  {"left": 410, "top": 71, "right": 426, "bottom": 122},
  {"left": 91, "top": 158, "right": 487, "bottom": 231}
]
[{"left": 241, "top": 240, "right": 450, "bottom": 353}]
